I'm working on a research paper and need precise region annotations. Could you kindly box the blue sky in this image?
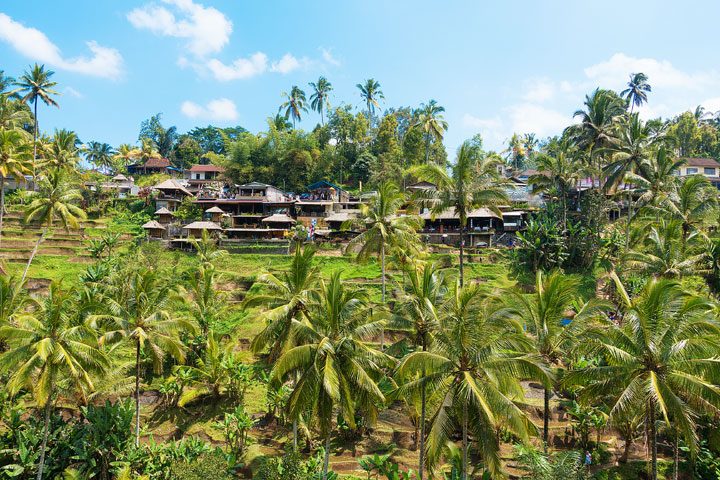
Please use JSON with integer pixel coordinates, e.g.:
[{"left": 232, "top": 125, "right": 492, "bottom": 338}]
[{"left": 2, "top": 1, "right": 720, "bottom": 154}]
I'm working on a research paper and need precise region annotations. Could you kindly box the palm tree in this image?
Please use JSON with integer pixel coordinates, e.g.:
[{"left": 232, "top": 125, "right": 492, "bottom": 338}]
[
  {"left": 22, "top": 168, "right": 86, "bottom": 283},
  {"left": 567, "top": 277, "right": 720, "bottom": 480},
  {"left": 391, "top": 263, "right": 446, "bottom": 480},
  {"left": 568, "top": 88, "right": 625, "bottom": 187},
  {"left": 15, "top": 64, "right": 59, "bottom": 163},
  {"left": 309, "top": 77, "right": 333, "bottom": 126},
  {"left": 347, "top": 183, "right": 422, "bottom": 325},
  {"left": 280, "top": 86, "right": 308, "bottom": 128},
  {"left": 0, "top": 70, "right": 16, "bottom": 95},
  {"left": 410, "top": 142, "right": 508, "bottom": 286},
  {"left": 181, "top": 262, "right": 228, "bottom": 337},
  {"left": 46, "top": 129, "right": 81, "bottom": 170},
  {"left": 396, "top": 283, "right": 548, "bottom": 479},
  {"left": 0, "top": 274, "right": 30, "bottom": 327},
  {"left": 271, "top": 273, "right": 388, "bottom": 479},
  {"left": 411, "top": 100, "right": 448, "bottom": 164},
  {"left": 0, "top": 129, "right": 33, "bottom": 247},
  {"left": 357, "top": 78, "right": 384, "bottom": 125},
  {"left": 663, "top": 175, "right": 717, "bottom": 249},
  {"left": 624, "top": 146, "right": 683, "bottom": 216},
  {"left": 0, "top": 283, "right": 108, "bottom": 480},
  {"left": 83, "top": 141, "right": 116, "bottom": 173},
  {"left": 0, "top": 94, "right": 32, "bottom": 129},
  {"left": 528, "top": 141, "right": 581, "bottom": 230},
  {"left": 621, "top": 73, "right": 651, "bottom": 113},
  {"left": 505, "top": 271, "right": 606, "bottom": 445},
  {"left": 94, "top": 269, "right": 194, "bottom": 446}
]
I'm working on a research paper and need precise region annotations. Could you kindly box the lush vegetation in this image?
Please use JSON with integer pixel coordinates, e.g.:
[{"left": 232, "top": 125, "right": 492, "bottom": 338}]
[{"left": 2, "top": 65, "right": 720, "bottom": 480}]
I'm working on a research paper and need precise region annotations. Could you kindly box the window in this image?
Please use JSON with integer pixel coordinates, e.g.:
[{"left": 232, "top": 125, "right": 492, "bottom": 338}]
[
  {"left": 686, "top": 167, "right": 698, "bottom": 175},
  {"left": 705, "top": 167, "right": 716, "bottom": 176}
]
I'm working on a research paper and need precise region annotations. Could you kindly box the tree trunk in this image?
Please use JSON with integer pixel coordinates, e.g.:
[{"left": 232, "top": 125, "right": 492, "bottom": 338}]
[
  {"left": 459, "top": 224, "right": 465, "bottom": 287},
  {"left": 418, "top": 342, "right": 427, "bottom": 480},
  {"left": 380, "top": 242, "right": 385, "bottom": 349},
  {"left": 323, "top": 430, "right": 332, "bottom": 480},
  {"left": 622, "top": 431, "right": 632, "bottom": 463},
  {"left": 36, "top": 398, "right": 52, "bottom": 480},
  {"left": 674, "top": 431, "right": 679, "bottom": 480},
  {"left": 0, "top": 176, "right": 5, "bottom": 249},
  {"left": 425, "top": 134, "right": 431, "bottom": 164},
  {"left": 33, "top": 99, "right": 38, "bottom": 163},
  {"left": 543, "top": 386, "right": 550, "bottom": 449},
  {"left": 21, "top": 227, "right": 46, "bottom": 284},
  {"left": 649, "top": 402, "right": 657, "bottom": 480},
  {"left": 135, "top": 339, "right": 141, "bottom": 447},
  {"left": 462, "top": 400, "right": 468, "bottom": 480}
]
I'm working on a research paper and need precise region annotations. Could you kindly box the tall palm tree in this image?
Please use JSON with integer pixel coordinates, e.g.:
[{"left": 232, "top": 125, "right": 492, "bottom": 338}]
[
  {"left": 46, "top": 129, "right": 81, "bottom": 170},
  {"left": 396, "top": 283, "right": 548, "bottom": 479},
  {"left": 180, "top": 262, "right": 228, "bottom": 337},
  {"left": 528, "top": 141, "right": 581, "bottom": 230},
  {"left": 15, "top": 64, "right": 59, "bottom": 163},
  {"left": 0, "top": 70, "right": 16, "bottom": 95},
  {"left": 0, "top": 129, "right": 33, "bottom": 247},
  {"left": 97, "top": 268, "right": 194, "bottom": 446},
  {"left": 621, "top": 73, "right": 652, "bottom": 113},
  {"left": 505, "top": 271, "right": 607, "bottom": 445},
  {"left": 22, "top": 168, "right": 86, "bottom": 283},
  {"left": 411, "top": 100, "right": 448, "bottom": 164},
  {"left": 280, "top": 86, "right": 308, "bottom": 129},
  {"left": 568, "top": 88, "right": 625, "bottom": 187},
  {"left": 567, "top": 277, "right": 720, "bottom": 480},
  {"left": 624, "top": 146, "right": 683, "bottom": 216},
  {"left": 663, "top": 174, "right": 717, "bottom": 249},
  {"left": 410, "top": 142, "right": 508, "bottom": 286},
  {"left": 0, "top": 283, "right": 108, "bottom": 480},
  {"left": 243, "top": 245, "right": 319, "bottom": 448},
  {"left": 0, "top": 94, "right": 32, "bottom": 129},
  {"left": 83, "top": 141, "right": 116, "bottom": 173},
  {"left": 391, "top": 263, "right": 446, "bottom": 480},
  {"left": 271, "top": 273, "right": 388, "bottom": 479},
  {"left": 309, "top": 77, "right": 333, "bottom": 126},
  {"left": 347, "top": 183, "right": 422, "bottom": 323},
  {"left": 357, "top": 78, "right": 384, "bottom": 125}
]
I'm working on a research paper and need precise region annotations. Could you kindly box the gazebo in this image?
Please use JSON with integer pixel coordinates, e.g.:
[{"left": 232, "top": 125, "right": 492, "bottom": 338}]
[
  {"left": 155, "top": 207, "right": 174, "bottom": 224},
  {"left": 205, "top": 206, "right": 225, "bottom": 223},
  {"left": 142, "top": 220, "right": 166, "bottom": 239},
  {"left": 261, "top": 213, "right": 296, "bottom": 229},
  {"left": 183, "top": 221, "right": 223, "bottom": 238}
]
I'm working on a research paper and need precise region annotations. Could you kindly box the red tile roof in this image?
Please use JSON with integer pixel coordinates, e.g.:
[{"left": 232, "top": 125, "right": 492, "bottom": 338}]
[
  {"left": 189, "top": 164, "right": 225, "bottom": 172},
  {"left": 684, "top": 157, "right": 720, "bottom": 168},
  {"left": 144, "top": 157, "right": 171, "bottom": 168}
]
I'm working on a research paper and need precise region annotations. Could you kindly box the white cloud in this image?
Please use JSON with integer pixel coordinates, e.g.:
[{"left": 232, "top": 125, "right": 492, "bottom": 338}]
[
  {"left": 522, "top": 78, "right": 556, "bottom": 102},
  {"left": 0, "top": 13, "right": 123, "bottom": 79},
  {"left": 206, "top": 53, "right": 268, "bottom": 81},
  {"left": 320, "top": 47, "right": 341, "bottom": 66},
  {"left": 127, "top": 0, "right": 232, "bottom": 57},
  {"left": 64, "top": 87, "right": 83, "bottom": 98},
  {"left": 507, "top": 103, "right": 574, "bottom": 138},
  {"left": 270, "top": 53, "right": 301, "bottom": 74},
  {"left": 462, "top": 114, "right": 505, "bottom": 145},
  {"left": 181, "top": 98, "right": 238, "bottom": 122},
  {"left": 584, "top": 53, "right": 719, "bottom": 92}
]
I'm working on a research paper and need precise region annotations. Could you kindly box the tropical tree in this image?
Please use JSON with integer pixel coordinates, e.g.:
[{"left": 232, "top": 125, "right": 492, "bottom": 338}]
[
  {"left": 0, "top": 93, "right": 32, "bottom": 129},
  {"left": 567, "top": 277, "right": 720, "bottom": 480},
  {"left": 83, "top": 141, "right": 116, "bottom": 173},
  {"left": 621, "top": 73, "right": 652, "bottom": 113},
  {"left": 357, "top": 78, "right": 384, "bottom": 125},
  {"left": 568, "top": 88, "right": 625, "bottom": 186},
  {"left": 15, "top": 64, "right": 59, "bottom": 162},
  {"left": 309, "top": 77, "right": 333, "bottom": 126},
  {"left": 505, "top": 271, "right": 606, "bottom": 445},
  {"left": 0, "top": 283, "right": 108, "bottom": 480},
  {"left": 0, "top": 274, "right": 30, "bottom": 327},
  {"left": 0, "top": 129, "right": 33, "bottom": 247},
  {"left": 391, "top": 263, "right": 446, "bottom": 480},
  {"left": 624, "top": 147, "right": 683, "bottom": 215},
  {"left": 22, "top": 168, "right": 86, "bottom": 283},
  {"left": 410, "top": 142, "right": 508, "bottom": 285},
  {"left": 347, "top": 183, "right": 422, "bottom": 318},
  {"left": 180, "top": 262, "right": 228, "bottom": 337},
  {"left": 271, "top": 273, "right": 389, "bottom": 479},
  {"left": 280, "top": 86, "right": 308, "bottom": 128},
  {"left": 662, "top": 174, "right": 717, "bottom": 249},
  {"left": 0, "top": 70, "right": 16, "bottom": 95},
  {"left": 45, "top": 129, "right": 81, "bottom": 170},
  {"left": 96, "top": 269, "right": 194, "bottom": 446},
  {"left": 396, "top": 282, "right": 547, "bottom": 479},
  {"left": 529, "top": 141, "right": 581, "bottom": 229},
  {"left": 411, "top": 100, "right": 448, "bottom": 164}
]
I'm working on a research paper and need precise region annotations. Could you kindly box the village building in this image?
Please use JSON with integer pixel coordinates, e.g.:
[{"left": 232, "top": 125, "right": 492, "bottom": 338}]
[
  {"left": 679, "top": 157, "right": 720, "bottom": 187},
  {"left": 127, "top": 157, "right": 179, "bottom": 175},
  {"left": 142, "top": 220, "right": 166, "bottom": 239},
  {"left": 185, "top": 164, "right": 225, "bottom": 195},
  {"left": 154, "top": 207, "right": 174, "bottom": 224},
  {"left": 85, "top": 174, "right": 139, "bottom": 198},
  {"left": 152, "top": 179, "right": 193, "bottom": 211}
]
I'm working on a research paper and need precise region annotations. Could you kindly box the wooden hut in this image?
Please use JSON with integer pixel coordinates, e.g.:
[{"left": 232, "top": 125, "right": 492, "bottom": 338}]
[
  {"left": 155, "top": 207, "right": 174, "bottom": 224},
  {"left": 261, "top": 213, "right": 296, "bottom": 229},
  {"left": 205, "top": 206, "right": 225, "bottom": 223},
  {"left": 182, "top": 221, "right": 223, "bottom": 238},
  {"left": 142, "top": 220, "right": 166, "bottom": 239}
]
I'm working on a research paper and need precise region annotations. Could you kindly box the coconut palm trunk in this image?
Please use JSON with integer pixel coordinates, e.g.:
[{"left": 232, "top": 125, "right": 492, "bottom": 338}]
[
  {"left": 418, "top": 342, "right": 427, "bottom": 480},
  {"left": 135, "top": 339, "right": 141, "bottom": 447},
  {"left": 0, "top": 175, "right": 5, "bottom": 249},
  {"left": 36, "top": 397, "right": 52, "bottom": 480},
  {"left": 543, "top": 386, "right": 550, "bottom": 448},
  {"left": 462, "top": 399, "right": 469, "bottom": 480},
  {"left": 424, "top": 134, "right": 431, "bottom": 164},
  {"left": 459, "top": 223, "right": 466, "bottom": 287},
  {"left": 33, "top": 99, "right": 38, "bottom": 163},
  {"left": 323, "top": 430, "right": 332, "bottom": 480},
  {"left": 21, "top": 227, "right": 46, "bottom": 283},
  {"left": 649, "top": 402, "right": 657, "bottom": 480},
  {"left": 673, "top": 431, "right": 679, "bottom": 480},
  {"left": 380, "top": 242, "right": 386, "bottom": 348}
]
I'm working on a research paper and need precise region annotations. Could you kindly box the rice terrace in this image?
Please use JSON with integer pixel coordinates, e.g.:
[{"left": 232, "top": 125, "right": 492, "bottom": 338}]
[{"left": 1, "top": 1, "right": 720, "bottom": 479}]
